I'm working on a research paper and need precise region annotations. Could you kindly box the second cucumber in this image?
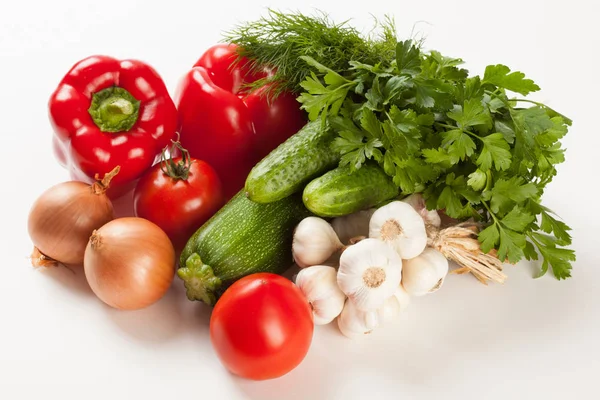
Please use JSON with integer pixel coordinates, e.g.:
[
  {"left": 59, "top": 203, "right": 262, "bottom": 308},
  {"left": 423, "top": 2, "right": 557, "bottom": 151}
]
[
  {"left": 303, "top": 162, "right": 399, "bottom": 217},
  {"left": 245, "top": 120, "right": 340, "bottom": 203}
]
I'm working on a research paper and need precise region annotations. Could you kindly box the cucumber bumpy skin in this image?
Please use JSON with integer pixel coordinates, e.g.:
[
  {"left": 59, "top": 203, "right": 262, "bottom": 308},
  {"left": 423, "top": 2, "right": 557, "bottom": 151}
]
[
  {"left": 177, "top": 190, "right": 311, "bottom": 305},
  {"left": 245, "top": 120, "right": 340, "bottom": 203},
  {"left": 303, "top": 162, "right": 399, "bottom": 217}
]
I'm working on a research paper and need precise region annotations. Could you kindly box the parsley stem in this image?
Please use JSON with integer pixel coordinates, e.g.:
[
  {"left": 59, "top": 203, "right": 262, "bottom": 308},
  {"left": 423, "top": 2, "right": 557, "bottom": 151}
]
[
  {"left": 437, "top": 123, "right": 456, "bottom": 130},
  {"left": 436, "top": 123, "right": 482, "bottom": 140},
  {"left": 462, "top": 129, "right": 482, "bottom": 140},
  {"left": 482, "top": 201, "right": 500, "bottom": 224},
  {"left": 508, "top": 98, "right": 545, "bottom": 107}
]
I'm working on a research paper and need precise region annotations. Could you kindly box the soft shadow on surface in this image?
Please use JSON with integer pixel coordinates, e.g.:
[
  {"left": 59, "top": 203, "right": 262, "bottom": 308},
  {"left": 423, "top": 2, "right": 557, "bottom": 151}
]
[
  {"left": 105, "top": 280, "right": 209, "bottom": 343},
  {"left": 364, "top": 267, "right": 585, "bottom": 388},
  {"left": 232, "top": 323, "right": 346, "bottom": 400},
  {"left": 36, "top": 263, "right": 94, "bottom": 297}
]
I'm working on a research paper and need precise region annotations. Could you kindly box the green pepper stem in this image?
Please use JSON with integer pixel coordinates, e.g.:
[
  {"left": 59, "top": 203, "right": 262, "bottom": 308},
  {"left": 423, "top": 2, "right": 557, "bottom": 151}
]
[
  {"left": 88, "top": 86, "right": 141, "bottom": 132},
  {"left": 177, "top": 253, "right": 222, "bottom": 305}
]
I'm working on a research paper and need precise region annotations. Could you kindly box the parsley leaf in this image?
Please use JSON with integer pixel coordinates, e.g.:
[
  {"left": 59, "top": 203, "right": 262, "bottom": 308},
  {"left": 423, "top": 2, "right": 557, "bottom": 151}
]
[
  {"left": 483, "top": 64, "right": 540, "bottom": 95},
  {"left": 476, "top": 133, "right": 512, "bottom": 171},
  {"left": 396, "top": 40, "right": 421, "bottom": 75},
  {"left": 479, "top": 224, "right": 500, "bottom": 253},
  {"left": 536, "top": 245, "right": 576, "bottom": 279},
  {"left": 501, "top": 206, "right": 535, "bottom": 231},
  {"left": 448, "top": 98, "right": 491, "bottom": 128},
  {"left": 498, "top": 226, "right": 526, "bottom": 264},
  {"left": 489, "top": 177, "right": 538, "bottom": 214},
  {"left": 467, "top": 169, "right": 487, "bottom": 191},
  {"left": 442, "top": 129, "right": 476, "bottom": 161}
]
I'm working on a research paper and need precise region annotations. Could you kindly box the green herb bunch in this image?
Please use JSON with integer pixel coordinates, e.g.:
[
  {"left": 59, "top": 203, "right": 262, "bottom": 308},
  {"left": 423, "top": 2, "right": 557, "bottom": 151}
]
[
  {"left": 298, "top": 41, "right": 574, "bottom": 279},
  {"left": 227, "top": 12, "right": 575, "bottom": 279}
]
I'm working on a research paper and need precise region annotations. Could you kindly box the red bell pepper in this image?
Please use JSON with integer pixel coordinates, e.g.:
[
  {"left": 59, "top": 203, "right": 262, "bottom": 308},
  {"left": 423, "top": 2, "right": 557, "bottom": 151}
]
[
  {"left": 49, "top": 55, "right": 178, "bottom": 198},
  {"left": 175, "top": 44, "right": 306, "bottom": 199}
]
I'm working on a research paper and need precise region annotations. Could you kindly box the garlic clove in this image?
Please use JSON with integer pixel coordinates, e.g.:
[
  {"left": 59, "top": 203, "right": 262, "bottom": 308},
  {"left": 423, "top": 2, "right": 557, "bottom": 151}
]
[
  {"left": 331, "top": 208, "right": 376, "bottom": 245},
  {"left": 295, "top": 265, "right": 346, "bottom": 325},
  {"left": 293, "top": 217, "right": 344, "bottom": 268},
  {"left": 337, "top": 296, "right": 401, "bottom": 339},
  {"left": 369, "top": 201, "right": 427, "bottom": 259},
  {"left": 378, "top": 295, "right": 401, "bottom": 325},
  {"left": 394, "top": 284, "right": 411, "bottom": 311},
  {"left": 401, "top": 193, "right": 441, "bottom": 228},
  {"left": 401, "top": 248, "right": 449, "bottom": 296},
  {"left": 337, "top": 238, "right": 402, "bottom": 311},
  {"left": 338, "top": 300, "right": 369, "bottom": 339}
]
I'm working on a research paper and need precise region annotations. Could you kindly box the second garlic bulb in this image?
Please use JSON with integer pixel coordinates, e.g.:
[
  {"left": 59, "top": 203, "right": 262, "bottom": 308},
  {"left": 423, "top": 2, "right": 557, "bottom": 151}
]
[{"left": 337, "top": 238, "right": 402, "bottom": 311}]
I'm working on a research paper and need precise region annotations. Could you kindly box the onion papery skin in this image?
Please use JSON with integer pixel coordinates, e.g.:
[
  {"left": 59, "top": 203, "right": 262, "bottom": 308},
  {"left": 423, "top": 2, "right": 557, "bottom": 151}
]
[{"left": 84, "top": 217, "right": 175, "bottom": 310}]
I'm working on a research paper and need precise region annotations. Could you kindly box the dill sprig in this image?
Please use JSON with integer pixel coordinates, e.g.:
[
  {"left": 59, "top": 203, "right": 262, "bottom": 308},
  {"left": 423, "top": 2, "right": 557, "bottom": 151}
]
[{"left": 223, "top": 9, "right": 398, "bottom": 97}]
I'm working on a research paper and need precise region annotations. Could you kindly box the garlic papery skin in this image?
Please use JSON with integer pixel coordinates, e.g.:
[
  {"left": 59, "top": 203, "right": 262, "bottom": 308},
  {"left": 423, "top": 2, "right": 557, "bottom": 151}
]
[
  {"left": 337, "top": 238, "right": 402, "bottom": 311},
  {"left": 401, "top": 248, "right": 449, "bottom": 296},
  {"left": 293, "top": 217, "right": 344, "bottom": 268},
  {"left": 331, "top": 208, "right": 376, "bottom": 245},
  {"left": 369, "top": 201, "right": 427, "bottom": 260},
  {"left": 337, "top": 296, "right": 401, "bottom": 339},
  {"left": 401, "top": 193, "right": 441, "bottom": 228},
  {"left": 394, "top": 284, "right": 411, "bottom": 311},
  {"left": 295, "top": 265, "right": 346, "bottom": 325}
]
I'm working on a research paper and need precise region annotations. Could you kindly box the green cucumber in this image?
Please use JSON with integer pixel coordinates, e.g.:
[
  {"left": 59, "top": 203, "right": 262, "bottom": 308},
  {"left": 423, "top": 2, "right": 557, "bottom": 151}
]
[
  {"left": 302, "top": 162, "right": 399, "bottom": 217},
  {"left": 177, "top": 190, "right": 310, "bottom": 306},
  {"left": 245, "top": 120, "right": 340, "bottom": 203}
]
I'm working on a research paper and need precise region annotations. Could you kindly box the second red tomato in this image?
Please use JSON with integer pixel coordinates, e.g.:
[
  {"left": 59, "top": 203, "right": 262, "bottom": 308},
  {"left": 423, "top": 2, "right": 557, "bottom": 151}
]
[
  {"left": 210, "top": 273, "right": 314, "bottom": 381},
  {"left": 133, "top": 156, "right": 224, "bottom": 253}
]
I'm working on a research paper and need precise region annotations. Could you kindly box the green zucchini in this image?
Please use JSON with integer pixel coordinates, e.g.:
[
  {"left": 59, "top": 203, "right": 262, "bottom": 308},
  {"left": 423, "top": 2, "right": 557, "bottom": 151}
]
[
  {"left": 177, "top": 190, "right": 311, "bottom": 305},
  {"left": 302, "top": 162, "right": 399, "bottom": 217},
  {"left": 245, "top": 120, "right": 340, "bottom": 203}
]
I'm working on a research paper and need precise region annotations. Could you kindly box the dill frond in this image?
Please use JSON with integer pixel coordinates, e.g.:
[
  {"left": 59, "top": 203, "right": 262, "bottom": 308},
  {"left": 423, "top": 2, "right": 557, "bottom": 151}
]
[{"left": 223, "top": 9, "right": 398, "bottom": 97}]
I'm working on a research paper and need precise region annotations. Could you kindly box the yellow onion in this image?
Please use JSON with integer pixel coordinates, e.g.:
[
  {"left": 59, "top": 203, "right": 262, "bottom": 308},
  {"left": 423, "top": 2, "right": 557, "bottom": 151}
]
[
  {"left": 27, "top": 167, "right": 119, "bottom": 268},
  {"left": 84, "top": 217, "right": 175, "bottom": 310}
]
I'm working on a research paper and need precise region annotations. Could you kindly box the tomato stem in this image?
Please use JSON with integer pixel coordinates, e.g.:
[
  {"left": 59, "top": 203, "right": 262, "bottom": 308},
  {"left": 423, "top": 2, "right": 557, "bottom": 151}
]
[{"left": 160, "top": 134, "right": 193, "bottom": 181}]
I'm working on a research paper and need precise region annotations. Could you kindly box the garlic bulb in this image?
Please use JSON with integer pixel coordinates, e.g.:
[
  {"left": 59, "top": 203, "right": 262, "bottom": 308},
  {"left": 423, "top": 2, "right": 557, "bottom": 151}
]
[
  {"left": 394, "top": 284, "right": 411, "bottom": 311},
  {"left": 295, "top": 265, "right": 346, "bottom": 325},
  {"left": 337, "top": 296, "right": 401, "bottom": 339},
  {"left": 401, "top": 193, "right": 441, "bottom": 228},
  {"left": 369, "top": 201, "right": 427, "bottom": 259},
  {"left": 401, "top": 248, "right": 449, "bottom": 296},
  {"left": 331, "top": 208, "right": 376, "bottom": 245},
  {"left": 337, "top": 238, "right": 402, "bottom": 311},
  {"left": 293, "top": 217, "right": 344, "bottom": 268}
]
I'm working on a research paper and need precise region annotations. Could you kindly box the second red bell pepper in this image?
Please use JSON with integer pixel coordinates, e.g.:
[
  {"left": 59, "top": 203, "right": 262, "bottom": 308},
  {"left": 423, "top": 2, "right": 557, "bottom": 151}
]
[
  {"left": 175, "top": 65, "right": 256, "bottom": 199},
  {"left": 49, "top": 55, "right": 178, "bottom": 198},
  {"left": 175, "top": 44, "right": 306, "bottom": 199}
]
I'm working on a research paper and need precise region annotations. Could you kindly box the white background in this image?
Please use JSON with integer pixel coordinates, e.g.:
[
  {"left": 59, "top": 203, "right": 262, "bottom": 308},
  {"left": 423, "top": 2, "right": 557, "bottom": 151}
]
[{"left": 1, "top": 0, "right": 598, "bottom": 399}]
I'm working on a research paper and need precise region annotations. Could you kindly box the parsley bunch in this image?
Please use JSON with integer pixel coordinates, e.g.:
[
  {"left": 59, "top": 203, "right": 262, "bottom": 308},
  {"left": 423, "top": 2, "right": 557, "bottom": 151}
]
[{"left": 297, "top": 41, "right": 575, "bottom": 279}]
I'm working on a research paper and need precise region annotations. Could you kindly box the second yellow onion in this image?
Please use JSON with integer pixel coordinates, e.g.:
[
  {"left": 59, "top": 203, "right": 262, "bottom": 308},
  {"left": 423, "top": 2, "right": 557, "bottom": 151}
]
[{"left": 84, "top": 217, "right": 176, "bottom": 310}]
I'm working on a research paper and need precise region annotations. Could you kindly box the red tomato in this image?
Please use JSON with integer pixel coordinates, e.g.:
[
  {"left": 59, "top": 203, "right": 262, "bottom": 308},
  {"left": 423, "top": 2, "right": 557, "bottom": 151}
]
[
  {"left": 243, "top": 85, "right": 307, "bottom": 162},
  {"left": 210, "top": 273, "right": 314, "bottom": 381},
  {"left": 133, "top": 157, "right": 224, "bottom": 253}
]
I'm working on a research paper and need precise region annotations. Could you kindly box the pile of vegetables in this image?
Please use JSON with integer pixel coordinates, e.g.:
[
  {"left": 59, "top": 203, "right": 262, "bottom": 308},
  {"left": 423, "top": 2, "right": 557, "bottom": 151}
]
[
  {"left": 27, "top": 9, "right": 575, "bottom": 382},
  {"left": 230, "top": 11, "right": 575, "bottom": 282}
]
